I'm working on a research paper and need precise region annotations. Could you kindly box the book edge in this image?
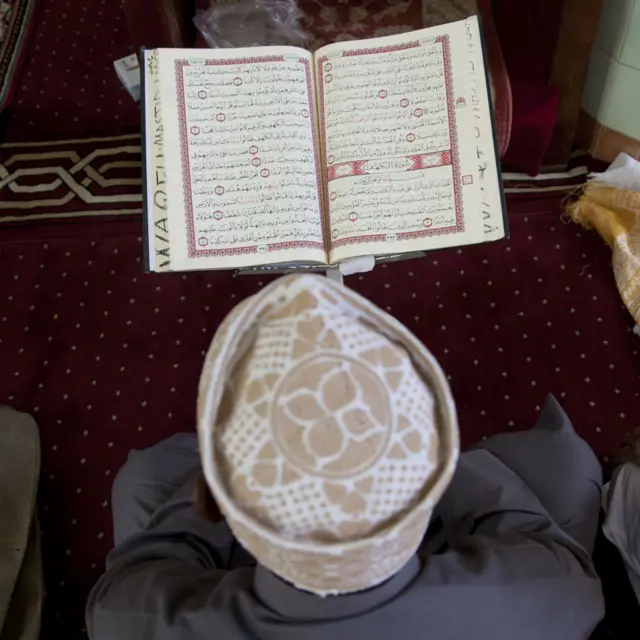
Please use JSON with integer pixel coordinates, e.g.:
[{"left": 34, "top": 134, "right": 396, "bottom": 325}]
[
  {"left": 140, "top": 47, "right": 152, "bottom": 272},
  {"left": 476, "top": 14, "right": 509, "bottom": 241}
]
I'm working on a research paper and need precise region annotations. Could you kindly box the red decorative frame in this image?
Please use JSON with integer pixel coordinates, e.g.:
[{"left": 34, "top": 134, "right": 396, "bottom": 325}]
[
  {"left": 175, "top": 56, "right": 324, "bottom": 259},
  {"left": 317, "top": 36, "right": 464, "bottom": 250},
  {"left": 327, "top": 151, "right": 452, "bottom": 182}
]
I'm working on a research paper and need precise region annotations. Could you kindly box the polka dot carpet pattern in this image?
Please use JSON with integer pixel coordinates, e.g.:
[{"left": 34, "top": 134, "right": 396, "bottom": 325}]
[
  {"left": 0, "top": 0, "right": 37, "bottom": 112},
  {"left": 0, "top": 0, "right": 634, "bottom": 635},
  {"left": 1, "top": 206, "right": 639, "bottom": 637},
  {"left": 0, "top": 0, "right": 140, "bottom": 141}
]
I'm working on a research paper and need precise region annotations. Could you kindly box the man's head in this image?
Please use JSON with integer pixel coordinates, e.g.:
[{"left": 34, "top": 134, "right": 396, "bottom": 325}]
[{"left": 197, "top": 274, "right": 458, "bottom": 596}]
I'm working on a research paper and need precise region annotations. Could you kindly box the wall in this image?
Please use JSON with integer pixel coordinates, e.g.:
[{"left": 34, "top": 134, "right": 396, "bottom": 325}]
[{"left": 579, "top": 0, "right": 640, "bottom": 160}]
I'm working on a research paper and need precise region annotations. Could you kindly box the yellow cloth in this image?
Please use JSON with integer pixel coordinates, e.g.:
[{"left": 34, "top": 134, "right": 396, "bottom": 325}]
[{"left": 568, "top": 183, "right": 640, "bottom": 324}]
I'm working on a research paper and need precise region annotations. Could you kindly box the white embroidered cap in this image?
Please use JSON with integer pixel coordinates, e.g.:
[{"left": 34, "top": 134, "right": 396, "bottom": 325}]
[{"left": 197, "top": 274, "right": 459, "bottom": 596}]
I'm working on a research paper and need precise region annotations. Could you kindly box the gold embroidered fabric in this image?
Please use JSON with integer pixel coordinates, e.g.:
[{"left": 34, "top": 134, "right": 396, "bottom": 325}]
[{"left": 568, "top": 183, "right": 640, "bottom": 325}]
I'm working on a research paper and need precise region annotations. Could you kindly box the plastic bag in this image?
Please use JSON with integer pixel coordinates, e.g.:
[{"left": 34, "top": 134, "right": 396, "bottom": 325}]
[{"left": 194, "top": 0, "right": 309, "bottom": 49}]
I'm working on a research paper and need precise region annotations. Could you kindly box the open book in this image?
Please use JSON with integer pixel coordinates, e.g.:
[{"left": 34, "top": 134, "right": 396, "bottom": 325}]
[{"left": 142, "top": 16, "right": 507, "bottom": 273}]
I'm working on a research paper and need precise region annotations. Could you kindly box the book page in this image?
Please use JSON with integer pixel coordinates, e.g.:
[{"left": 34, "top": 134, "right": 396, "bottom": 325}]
[
  {"left": 314, "top": 17, "right": 505, "bottom": 264},
  {"left": 153, "top": 47, "right": 326, "bottom": 271}
]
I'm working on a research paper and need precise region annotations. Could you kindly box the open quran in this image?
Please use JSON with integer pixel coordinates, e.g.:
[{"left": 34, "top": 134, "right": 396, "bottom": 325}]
[{"left": 142, "top": 16, "right": 507, "bottom": 273}]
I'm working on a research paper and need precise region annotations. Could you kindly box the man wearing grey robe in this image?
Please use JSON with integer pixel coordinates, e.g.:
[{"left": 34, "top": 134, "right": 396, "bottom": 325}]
[{"left": 86, "top": 395, "right": 604, "bottom": 639}]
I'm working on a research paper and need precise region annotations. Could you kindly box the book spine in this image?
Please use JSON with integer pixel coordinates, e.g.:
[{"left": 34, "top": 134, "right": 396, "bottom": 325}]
[
  {"left": 142, "top": 49, "right": 173, "bottom": 272},
  {"left": 140, "top": 47, "right": 151, "bottom": 272}
]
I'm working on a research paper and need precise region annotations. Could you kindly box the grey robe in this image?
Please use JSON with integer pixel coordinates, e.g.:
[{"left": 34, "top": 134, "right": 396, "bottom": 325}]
[{"left": 87, "top": 396, "right": 604, "bottom": 639}]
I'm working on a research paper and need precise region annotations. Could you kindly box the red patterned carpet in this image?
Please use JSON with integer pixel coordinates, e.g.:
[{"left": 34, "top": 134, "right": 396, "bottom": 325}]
[
  {"left": 0, "top": 0, "right": 139, "bottom": 141},
  {"left": 1, "top": 204, "right": 639, "bottom": 636},
  {"left": 0, "top": 0, "right": 639, "bottom": 637}
]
